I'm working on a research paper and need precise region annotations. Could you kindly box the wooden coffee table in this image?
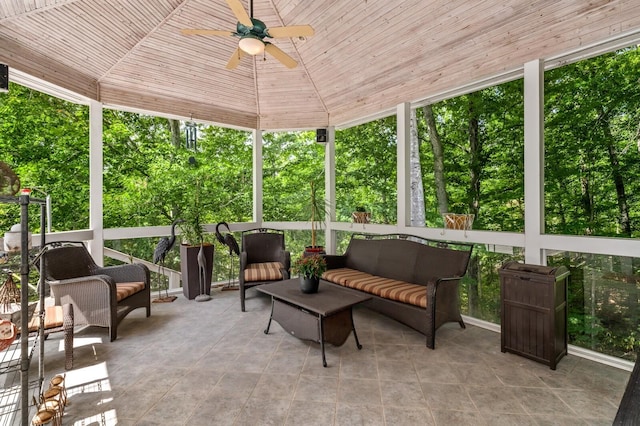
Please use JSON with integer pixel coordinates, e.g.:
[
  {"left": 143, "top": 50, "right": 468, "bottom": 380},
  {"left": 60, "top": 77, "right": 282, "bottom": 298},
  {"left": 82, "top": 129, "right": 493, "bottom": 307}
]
[{"left": 257, "top": 279, "right": 371, "bottom": 367}]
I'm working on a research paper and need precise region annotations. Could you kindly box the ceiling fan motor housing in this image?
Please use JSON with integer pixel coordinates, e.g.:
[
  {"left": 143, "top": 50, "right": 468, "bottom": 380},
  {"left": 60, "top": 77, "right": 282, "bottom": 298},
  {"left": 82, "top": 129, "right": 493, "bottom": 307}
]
[{"left": 235, "top": 18, "right": 269, "bottom": 39}]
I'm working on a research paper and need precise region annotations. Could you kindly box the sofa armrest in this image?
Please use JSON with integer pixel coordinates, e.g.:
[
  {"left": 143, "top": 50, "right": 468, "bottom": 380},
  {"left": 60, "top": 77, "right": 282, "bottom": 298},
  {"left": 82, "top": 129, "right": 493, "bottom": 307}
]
[{"left": 324, "top": 255, "right": 346, "bottom": 270}]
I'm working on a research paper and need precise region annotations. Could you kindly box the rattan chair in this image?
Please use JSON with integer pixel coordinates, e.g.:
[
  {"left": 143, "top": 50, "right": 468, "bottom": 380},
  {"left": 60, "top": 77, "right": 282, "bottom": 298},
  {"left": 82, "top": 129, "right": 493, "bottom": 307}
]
[
  {"left": 239, "top": 228, "right": 290, "bottom": 312},
  {"left": 41, "top": 242, "right": 150, "bottom": 341}
]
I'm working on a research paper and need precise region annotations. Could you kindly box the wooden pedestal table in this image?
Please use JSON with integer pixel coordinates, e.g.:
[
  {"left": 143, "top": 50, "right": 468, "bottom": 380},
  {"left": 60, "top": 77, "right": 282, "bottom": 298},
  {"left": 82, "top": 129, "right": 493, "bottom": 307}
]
[{"left": 258, "top": 279, "right": 371, "bottom": 367}]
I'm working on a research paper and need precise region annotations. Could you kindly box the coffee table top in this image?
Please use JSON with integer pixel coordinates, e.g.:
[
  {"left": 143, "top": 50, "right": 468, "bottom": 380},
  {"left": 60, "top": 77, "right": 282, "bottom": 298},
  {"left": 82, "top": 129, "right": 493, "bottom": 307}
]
[{"left": 257, "top": 279, "right": 371, "bottom": 316}]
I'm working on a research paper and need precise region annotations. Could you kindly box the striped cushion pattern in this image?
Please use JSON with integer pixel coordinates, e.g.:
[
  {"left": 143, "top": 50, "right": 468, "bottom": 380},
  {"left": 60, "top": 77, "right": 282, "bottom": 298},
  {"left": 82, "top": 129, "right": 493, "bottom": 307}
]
[
  {"left": 244, "top": 262, "right": 284, "bottom": 282},
  {"left": 322, "top": 268, "right": 373, "bottom": 286},
  {"left": 116, "top": 282, "right": 145, "bottom": 302},
  {"left": 28, "top": 305, "right": 64, "bottom": 332},
  {"left": 321, "top": 268, "right": 427, "bottom": 308}
]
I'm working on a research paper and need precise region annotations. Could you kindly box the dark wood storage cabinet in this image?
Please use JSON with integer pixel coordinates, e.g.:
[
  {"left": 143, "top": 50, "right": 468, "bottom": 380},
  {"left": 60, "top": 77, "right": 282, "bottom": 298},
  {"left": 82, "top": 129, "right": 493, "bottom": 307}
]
[{"left": 499, "top": 261, "right": 570, "bottom": 370}]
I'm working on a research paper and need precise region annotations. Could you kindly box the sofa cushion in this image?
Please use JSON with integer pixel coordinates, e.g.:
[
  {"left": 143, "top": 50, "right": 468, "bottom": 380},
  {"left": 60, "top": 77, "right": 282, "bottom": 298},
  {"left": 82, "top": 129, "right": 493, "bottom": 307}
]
[
  {"left": 244, "top": 262, "right": 284, "bottom": 282},
  {"left": 322, "top": 268, "right": 427, "bottom": 308},
  {"left": 116, "top": 282, "right": 145, "bottom": 302}
]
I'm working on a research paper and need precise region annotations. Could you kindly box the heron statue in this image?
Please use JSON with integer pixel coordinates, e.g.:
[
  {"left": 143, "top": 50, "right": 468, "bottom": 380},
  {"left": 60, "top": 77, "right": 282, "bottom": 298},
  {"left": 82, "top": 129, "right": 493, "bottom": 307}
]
[
  {"left": 194, "top": 241, "right": 211, "bottom": 302},
  {"left": 215, "top": 222, "right": 240, "bottom": 290},
  {"left": 153, "top": 218, "right": 184, "bottom": 300}
]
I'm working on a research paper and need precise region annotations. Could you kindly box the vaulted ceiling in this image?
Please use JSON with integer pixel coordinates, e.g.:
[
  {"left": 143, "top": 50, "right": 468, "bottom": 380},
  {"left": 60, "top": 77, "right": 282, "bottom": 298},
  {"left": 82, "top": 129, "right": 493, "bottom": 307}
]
[{"left": 1, "top": 0, "right": 640, "bottom": 130}]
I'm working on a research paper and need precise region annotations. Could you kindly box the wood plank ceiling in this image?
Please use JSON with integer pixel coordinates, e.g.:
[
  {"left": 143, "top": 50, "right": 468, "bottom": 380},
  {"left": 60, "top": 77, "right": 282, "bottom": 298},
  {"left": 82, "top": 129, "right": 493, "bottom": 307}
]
[{"left": 1, "top": 0, "right": 640, "bottom": 130}]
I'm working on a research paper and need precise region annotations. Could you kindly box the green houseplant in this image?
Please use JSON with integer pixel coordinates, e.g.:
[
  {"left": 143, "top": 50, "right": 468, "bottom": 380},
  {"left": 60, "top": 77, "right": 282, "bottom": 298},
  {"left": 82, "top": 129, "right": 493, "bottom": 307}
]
[
  {"left": 292, "top": 254, "right": 327, "bottom": 294},
  {"left": 306, "top": 180, "right": 329, "bottom": 255},
  {"left": 352, "top": 205, "right": 371, "bottom": 224},
  {"left": 177, "top": 178, "right": 214, "bottom": 300}
]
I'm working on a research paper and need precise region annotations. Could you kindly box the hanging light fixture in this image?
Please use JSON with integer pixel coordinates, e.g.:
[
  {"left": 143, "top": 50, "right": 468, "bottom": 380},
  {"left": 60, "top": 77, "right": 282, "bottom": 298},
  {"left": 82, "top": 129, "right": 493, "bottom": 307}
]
[
  {"left": 185, "top": 117, "right": 197, "bottom": 151},
  {"left": 238, "top": 35, "right": 265, "bottom": 55}
]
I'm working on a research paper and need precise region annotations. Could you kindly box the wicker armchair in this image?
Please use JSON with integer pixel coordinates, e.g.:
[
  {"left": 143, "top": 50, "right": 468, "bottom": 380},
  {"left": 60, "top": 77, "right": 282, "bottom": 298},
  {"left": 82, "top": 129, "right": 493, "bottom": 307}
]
[
  {"left": 42, "top": 242, "right": 150, "bottom": 341},
  {"left": 239, "top": 229, "right": 290, "bottom": 312}
]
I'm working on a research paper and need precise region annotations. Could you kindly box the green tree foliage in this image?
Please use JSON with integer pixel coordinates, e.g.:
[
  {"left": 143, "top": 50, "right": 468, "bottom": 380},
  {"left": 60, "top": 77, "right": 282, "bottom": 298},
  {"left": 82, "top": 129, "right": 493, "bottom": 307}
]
[
  {"left": 335, "top": 116, "right": 397, "bottom": 224},
  {"left": 417, "top": 80, "right": 525, "bottom": 231},
  {"left": 545, "top": 46, "right": 640, "bottom": 238},
  {"left": 0, "top": 83, "right": 89, "bottom": 232}
]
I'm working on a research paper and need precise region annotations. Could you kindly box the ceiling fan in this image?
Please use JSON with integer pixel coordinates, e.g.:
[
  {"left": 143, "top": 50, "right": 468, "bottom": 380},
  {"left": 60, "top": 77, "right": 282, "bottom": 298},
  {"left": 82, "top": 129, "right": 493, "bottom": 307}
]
[{"left": 181, "top": 0, "right": 314, "bottom": 69}]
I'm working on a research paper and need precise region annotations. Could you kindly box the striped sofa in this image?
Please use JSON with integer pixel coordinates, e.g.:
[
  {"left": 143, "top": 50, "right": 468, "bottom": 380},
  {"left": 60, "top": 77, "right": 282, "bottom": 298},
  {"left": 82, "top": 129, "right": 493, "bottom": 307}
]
[{"left": 321, "top": 234, "right": 473, "bottom": 349}]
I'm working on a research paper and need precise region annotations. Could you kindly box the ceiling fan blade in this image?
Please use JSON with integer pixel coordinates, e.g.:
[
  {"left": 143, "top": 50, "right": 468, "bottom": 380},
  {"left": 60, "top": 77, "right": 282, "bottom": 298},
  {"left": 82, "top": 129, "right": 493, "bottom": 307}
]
[
  {"left": 226, "top": 48, "right": 245, "bottom": 70},
  {"left": 181, "top": 29, "right": 234, "bottom": 36},
  {"left": 226, "top": 0, "right": 252, "bottom": 27},
  {"left": 264, "top": 43, "right": 297, "bottom": 69},
  {"left": 267, "top": 25, "right": 314, "bottom": 38}
]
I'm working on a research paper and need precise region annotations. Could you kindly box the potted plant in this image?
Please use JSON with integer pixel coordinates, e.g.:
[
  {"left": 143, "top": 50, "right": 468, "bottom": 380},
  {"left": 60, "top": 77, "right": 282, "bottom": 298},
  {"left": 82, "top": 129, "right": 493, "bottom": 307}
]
[
  {"left": 177, "top": 180, "right": 214, "bottom": 300},
  {"left": 305, "top": 180, "right": 329, "bottom": 255},
  {"left": 443, "top": 203, "right": 474, "bottom": 230},
  {"left": 352, "top": 206, "right": 371, "bottom": 224},
  {"left": 292, "top": 254, "right": 327, "bottom": 294}
]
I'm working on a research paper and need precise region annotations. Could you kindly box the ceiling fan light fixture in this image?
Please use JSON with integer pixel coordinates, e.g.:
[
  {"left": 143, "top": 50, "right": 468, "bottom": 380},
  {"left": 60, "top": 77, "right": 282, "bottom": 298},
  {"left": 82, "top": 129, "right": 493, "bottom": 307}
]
[{"left": 238, "top": 35, "right": 264, "bottom": 55}]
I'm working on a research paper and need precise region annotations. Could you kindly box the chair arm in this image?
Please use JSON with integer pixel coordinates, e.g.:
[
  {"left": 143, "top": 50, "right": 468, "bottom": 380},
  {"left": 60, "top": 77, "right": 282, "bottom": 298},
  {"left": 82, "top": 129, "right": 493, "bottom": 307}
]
[
  {"left": 96, "top": 263, "right": 150, "bottom": 288},
  {"left": 239, "top": 252, "right": 248, "bottom": 285},
  {"left": 48, "top": 275, "right": 117, "bottom": 326},
  {"left": 281, "top": 250, "right": 291, "bottom": 274},
  {"left": 324, "top": 255, "right": 346, "bottom": 270}
]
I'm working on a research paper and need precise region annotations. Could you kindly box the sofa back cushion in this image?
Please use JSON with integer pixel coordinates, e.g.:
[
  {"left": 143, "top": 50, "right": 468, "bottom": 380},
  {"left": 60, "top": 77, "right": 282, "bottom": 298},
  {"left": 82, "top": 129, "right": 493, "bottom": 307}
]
[
  {"left": 344, "top": 238, "right": 380, "bottom": 275},
  {"left": 344, "top": 236, "right": 471, "bottom": 285},
  {"left": 413, "top": 245, "right": 471, "bottom": 284}
]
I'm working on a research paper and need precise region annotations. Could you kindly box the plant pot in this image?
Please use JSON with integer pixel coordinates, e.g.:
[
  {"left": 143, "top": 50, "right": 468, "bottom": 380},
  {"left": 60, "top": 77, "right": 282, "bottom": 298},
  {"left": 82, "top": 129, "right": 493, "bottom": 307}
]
[
  {"left": 352, "top": 211, "right": 371, "bottom": 224},
  {"left": 304, "top": 246, "right": 326, "bottom": 257},
  {"left": 443, "top": 213, "right": 474, "bottom": 230},
  {"left": 180, "top": 243, "right": 214, "bottom": 300},
  {"left": 299, "top": 276, "right": 320, "bottom": 294}
]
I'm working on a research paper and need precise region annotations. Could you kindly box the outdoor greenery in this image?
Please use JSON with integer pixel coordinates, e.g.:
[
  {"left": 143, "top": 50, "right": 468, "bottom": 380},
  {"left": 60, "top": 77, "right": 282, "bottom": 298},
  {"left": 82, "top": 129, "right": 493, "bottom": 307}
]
[{"left": 1, "top": 46, "right": 640, "bottom": 359}]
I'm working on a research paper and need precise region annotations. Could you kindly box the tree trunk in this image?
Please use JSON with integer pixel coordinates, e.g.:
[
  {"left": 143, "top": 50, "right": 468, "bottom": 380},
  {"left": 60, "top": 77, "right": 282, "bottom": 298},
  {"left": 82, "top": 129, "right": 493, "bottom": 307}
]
[
  {"left": 169, "top": 119, "right": 182, "bottom": 149},
  {"left": 423, "top": 105, "right": 448, "bottom": 214},
  {"left": 468, "top": 93, "right": 481, "bottom": 218},
  {"left": 580, "top": 154, "right": 594, "bottom": 235},
  {"left": 409, "top": 109, "right": 425, "bottom": 226},
  {"left": 601, "top": 115, "right": 631, "bottom": 236}
]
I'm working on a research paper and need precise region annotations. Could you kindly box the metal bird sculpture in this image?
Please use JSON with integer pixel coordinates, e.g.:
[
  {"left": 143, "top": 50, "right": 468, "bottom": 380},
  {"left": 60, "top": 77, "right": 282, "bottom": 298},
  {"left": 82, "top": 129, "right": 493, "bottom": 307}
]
[
  {"left": 215, "top": 222, "right": 240, "bottom": 289},
  {"left": 194, "top": 243, "right": 211, "bottom": 301},
  {"left": 153, "top": 218, "right": 184, "bottom": 299}
]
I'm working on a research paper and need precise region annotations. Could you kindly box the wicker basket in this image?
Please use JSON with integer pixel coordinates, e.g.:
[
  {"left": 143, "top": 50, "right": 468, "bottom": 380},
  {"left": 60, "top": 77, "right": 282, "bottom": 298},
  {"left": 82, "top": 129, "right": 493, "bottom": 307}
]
[
  {"left": 352, "top": 211, "right": 371, "bottom": 224},
  {"left": 0, "top": 302, "right": 37, "bottom": 325},
  {"left": 443, "top": 213, "right": 474, "bottom": 230}
]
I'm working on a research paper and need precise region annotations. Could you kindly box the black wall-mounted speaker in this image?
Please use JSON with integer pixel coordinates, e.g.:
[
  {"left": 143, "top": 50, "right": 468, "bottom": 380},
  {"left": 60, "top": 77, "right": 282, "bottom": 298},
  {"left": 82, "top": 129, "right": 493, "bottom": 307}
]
[
  {"left": 316, "top": 128, "right": 327, "bottom": 143},
  {"left": 0, "top": 64, "right": 8, "bottom": 93}
]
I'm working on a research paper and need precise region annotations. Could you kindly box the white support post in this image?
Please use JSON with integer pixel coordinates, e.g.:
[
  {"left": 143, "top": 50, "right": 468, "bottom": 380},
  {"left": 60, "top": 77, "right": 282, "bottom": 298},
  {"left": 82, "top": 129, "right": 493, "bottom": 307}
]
[
  {"left": 253, "top": 129, "right": 263, "bottom": 226},
  {"left": 524, "top": 59, "right": 545, "bottom": 265},
  {"left": 397, "top": 102, "right": 411, "bottom": 230},
  {"left": 324, "top": 126, "right": 336, "bottom": 254},
  {"left": 88, "top": 100, "right": 104, "bottom": 264}
]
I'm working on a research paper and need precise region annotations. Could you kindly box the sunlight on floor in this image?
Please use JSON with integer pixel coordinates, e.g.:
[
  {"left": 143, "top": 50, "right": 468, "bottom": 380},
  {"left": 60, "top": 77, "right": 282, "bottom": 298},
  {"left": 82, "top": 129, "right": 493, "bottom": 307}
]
[{"left": 61, "top": 361, "right": 117, "bottom": 425}]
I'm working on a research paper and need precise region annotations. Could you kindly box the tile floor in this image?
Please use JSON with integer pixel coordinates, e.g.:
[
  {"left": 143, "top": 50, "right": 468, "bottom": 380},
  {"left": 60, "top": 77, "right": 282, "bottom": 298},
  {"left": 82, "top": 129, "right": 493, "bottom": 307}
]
[{"left": 19, "top": 286, "right": 633, "bottom": 425}]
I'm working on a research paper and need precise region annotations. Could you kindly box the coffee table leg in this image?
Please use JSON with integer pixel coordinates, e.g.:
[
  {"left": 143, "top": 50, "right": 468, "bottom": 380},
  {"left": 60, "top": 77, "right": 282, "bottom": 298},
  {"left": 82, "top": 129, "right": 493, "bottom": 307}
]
[
  {"left": 319, "top": 314, "right": 327, "bottom": 367},
  {"left": 264, "top": 298, "right": 275, "bottom": 334},
  {"left": 350, "top": 308, "right": 363, "bottom": 350}
]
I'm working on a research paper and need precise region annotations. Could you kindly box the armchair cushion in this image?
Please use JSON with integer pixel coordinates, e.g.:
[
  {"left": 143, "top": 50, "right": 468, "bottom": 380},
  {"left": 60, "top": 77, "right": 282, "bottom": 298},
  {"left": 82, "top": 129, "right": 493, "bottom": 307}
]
[
  {"left": 115, "top": 282, "right": 145, "bottom": 302},
  {"left": 244, "top": 262, "right": 284, "bottom": 282}
]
